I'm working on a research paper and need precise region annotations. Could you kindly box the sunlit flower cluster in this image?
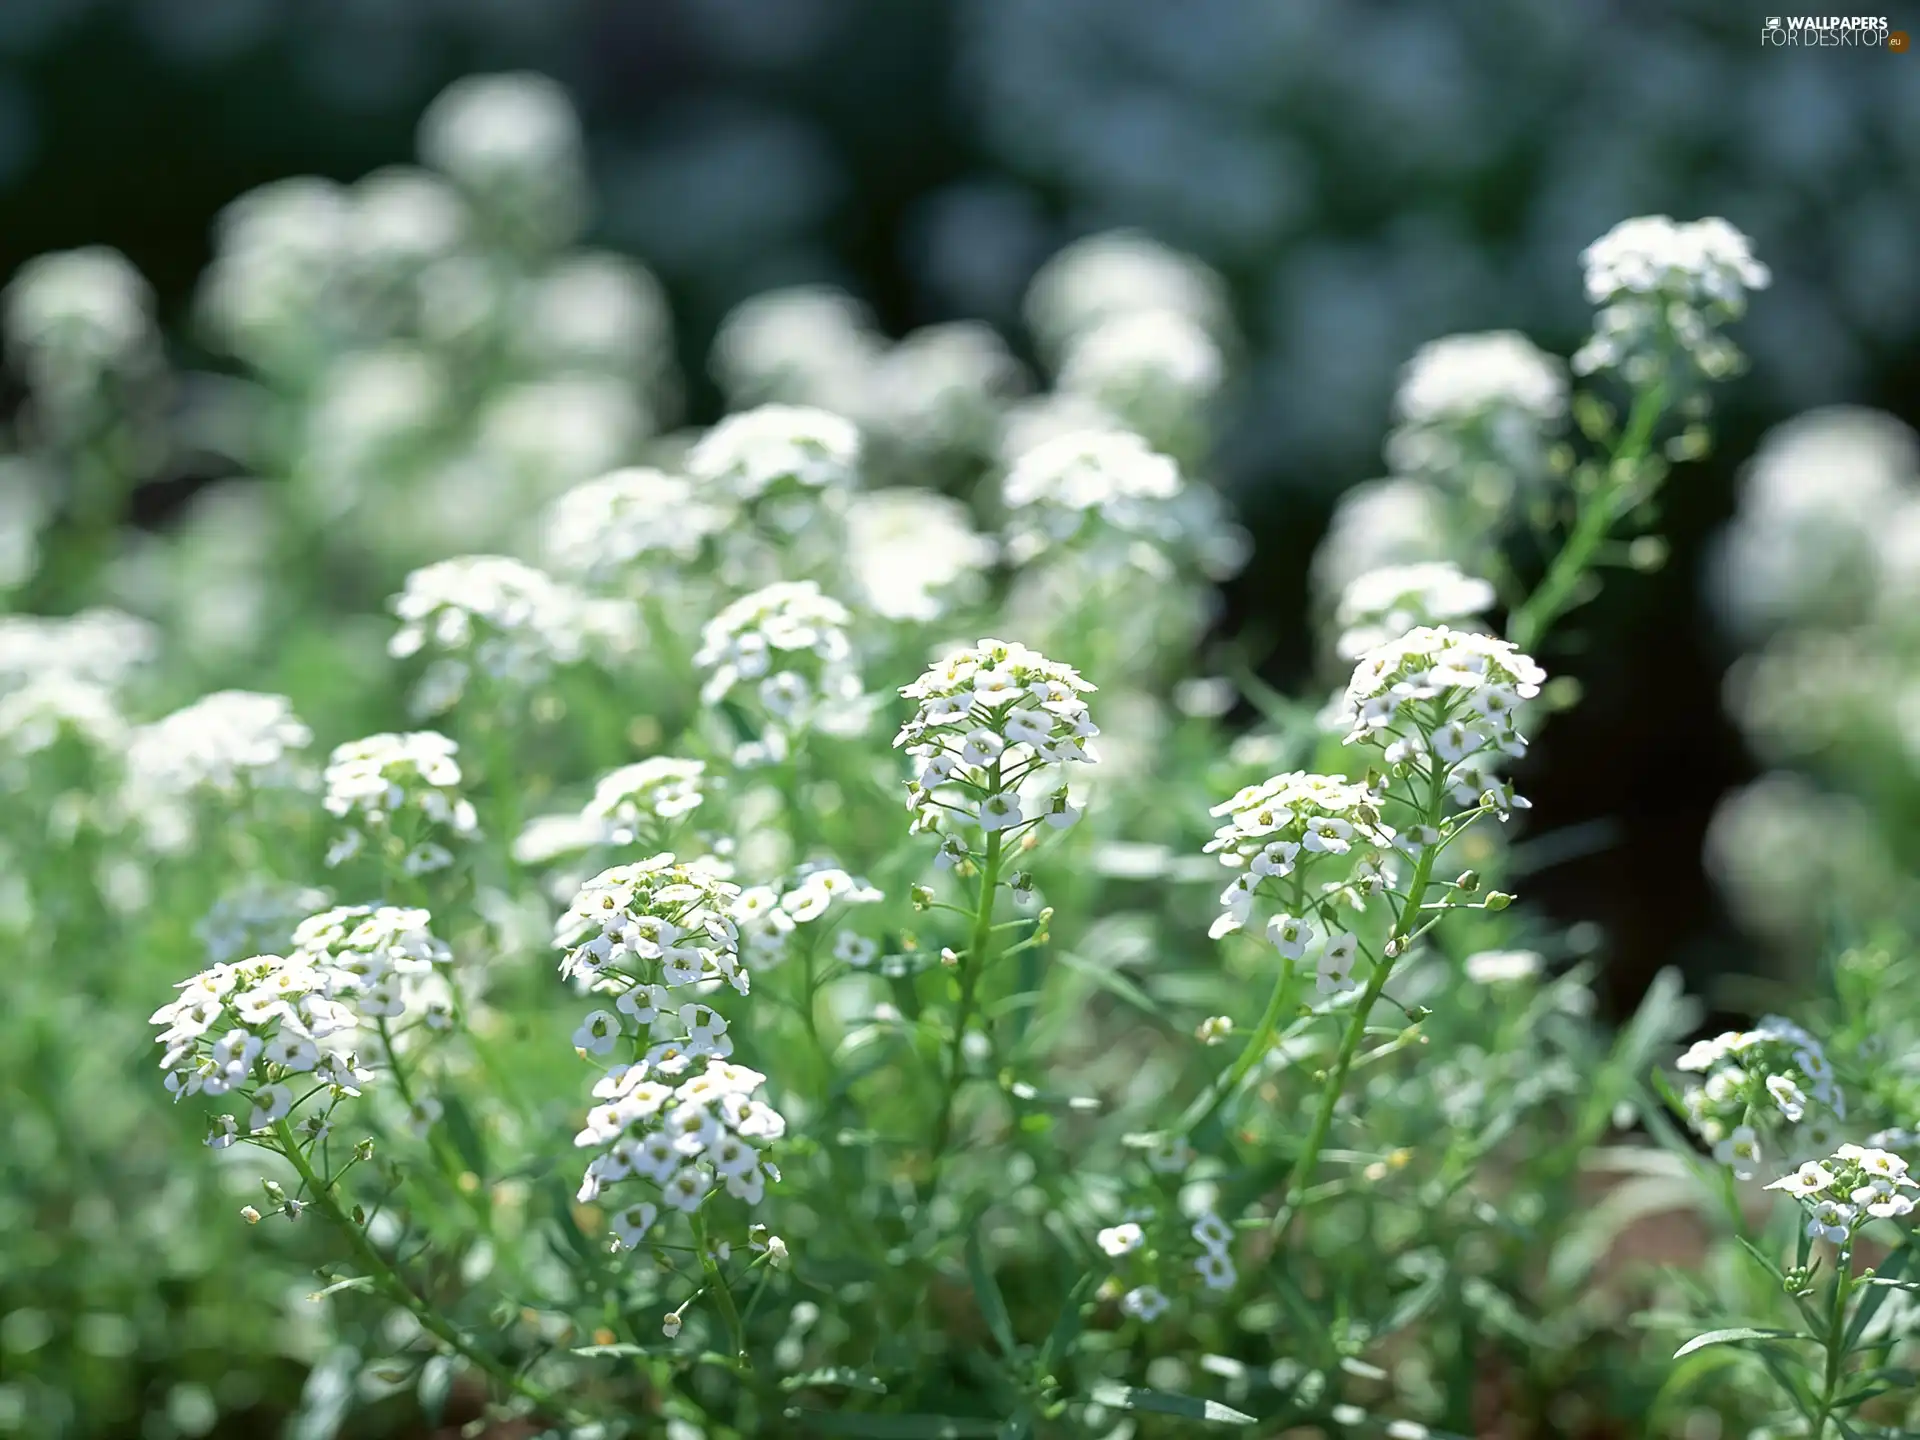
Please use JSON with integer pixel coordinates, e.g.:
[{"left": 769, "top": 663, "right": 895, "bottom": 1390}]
[
  {"left": 1766, "top": 1145, "right": 1916, "bottom": 1243},
  {"left": 843, "top": 489, "right": 996, "bottom": 623},
  {"left": 686, "top": 404, "right": 862, "bottom": 519},
  {"left": 542, "top": 468, "right": 728, "bottom": 593},
  {"left": 694, "top": 581, "right": 866, "bottom": 754},
  {"left": 151, "top": 906, "right": 450, "bottom": 1148},
  {"left": 897, "top": 639, "right": 1098, "bottom": 864},
  {"left": 389, "top": 554, "right": 621, "bottom": 714},
  {"left": 1575, "top": 216, "right": 1770, "bottom": 381},
  {"left": 127, "top": 691, "right": 315, "bottom": 802},
  {"left": 1384, "top": 331, "right": 1566, "bottom": 511},
  {"left": 730, "top": 863, "right": 884, "bottom": 970},
  {"left": 581, "top": 757, "right": 708, "bottom": 847},
  {"left": 554, "top": 855, "right": 748, "bottom": 999},
  {"left": 1204, "top": 772, "right": 1394, "bottom": 991},
  {"left": 1677, "top": 1015, "right": 1846, "bottom": 1178},
  {"left": 321, "top": 731, "right": 478, "bottom": 873},
  {"left": 1000, "top": 429, "right": 1186, "bottom": 566},
  {"left": 0, "top": 607, "right": 158, "bottom": 691},
  {"left": 1337, "top": 627, "right": 1544, "bottom": 813},
  {"left": 1332, "top": 563, "right": 1496, "bottom": 662}
]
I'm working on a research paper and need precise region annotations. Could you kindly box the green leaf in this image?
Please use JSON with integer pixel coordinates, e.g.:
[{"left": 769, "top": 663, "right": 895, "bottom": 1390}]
[
  {"left": 571, "top": 1343, "right": 647, "bottom": 1358},
  {"left": 1845, "top": 1246, "right": 1909, "bottom": 1353},
  {"left": 787, "top": 1411, "right": 1004, "bottom": 1437},
  {"left": 1053, "top": 950, "right": 1163, "bottom": 1022},
  {"left": 780, "top": 1368, "right": 890, "bottom": 1394},
  {"left": 306, "top": 1274, "right": 376, "bottom": 1302},
  {"left": 439, "top": 1093, "right": 489, "bottom": 1179},
  {"left": 417, "top": 1355, "right": 454, "bottom": 1427},
  {"left": 966, "top": 1225, "right": 1016, "bottom": 1356},
  {"left": 1673, "top": 1326, "right": 1812, "bottom": 1359},
  {"left": 1087, "top": 1385, "right": 1256, "bottom": 1425},
  {"left": 1038, "top": 1272, "right": 1098, "bottom": 1371}
]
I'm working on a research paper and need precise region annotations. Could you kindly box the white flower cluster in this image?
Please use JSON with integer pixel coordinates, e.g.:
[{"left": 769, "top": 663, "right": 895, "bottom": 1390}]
[
  {"left": 3, "top": 246, "right": 159, "bottom": 413},
  {"left": 554, "top": 855, "right": 784, "bottom": 1230},
  {"left": 1053, "top": 310, "right": 1224, "bottom": 457},
  {"left": 1766, "top": 1145, "right": 1915, "bottom": 1242},
  {"left": 321, "top": 732, "right": 478, "bottom": 873},
  {"left": 897, "top": 639, "right": 1098, "bottom": 862},
  {"left": 843, "top": 489, "right": 997, "bottom": 623},
  {"left": 0, "top": 607, "right": 158, "bottom": 692},
  {"left": 1000, "top": 429, "right": 1184, "bottom": 565},
  {"left": 694, "top": 581, "right": 865, "bottom": 752},
  {"left": 0, "top": 671, "right": 127, "bottom": 765},
  {"left": 151, "top": 905, "right": 449, "bottom": 1148},
  {"left": 290, "top": 905, "right": 455, "bottom": 1032},
  {"left": 1337, "top": 627, "right": 1545, "bottom": 812},
  {"left": 583, "top": 758, "right": 708, "bottom": 846},
  {"left": 1332, "top": 563, "right": 1497, "bottom": 662},
  {"left": 389, "top": 554, "right": 620, "bottom": 714},
  {"left": 416, "top": 71, "right": 587, "bottom": 253},
  {"left": 575, "top": 1056, "right": 787, "bottom": 1228},
  {"left": 554, "top": 855, "right": 749, "bottom": 999},
  {"left": 1023, "top": 231, "right": 1233, "bottom": 369},
  {"left": 1384, "top": 331, "right": 1566, "bottom": 509},
  {"left": 686, "top": 404, "right": 862, "bottom": 516},
  {"left": 196, "top": 879, "right": 333, "bottom": 966},
  {"left": 127, "top": 691, "right": 315, "bottom": 801},
  {"left": 1575, "top": 216, "right": 1770, "bottom": 381},
  {"left": 1677, "top": 1016, "right": 1846, "bottom": 1178},
  {"left": 1204, "top": 772, "right": 1395, "bottom": 992},
  {"left": 1097, "top": 1202, "right": 1238, "bottom": 1323},
  {"left": 542, "top": 468, "right": 727, "bottom": 593},
  {"left": 731, "top": 863, "right": 884, "bottom": 970}
]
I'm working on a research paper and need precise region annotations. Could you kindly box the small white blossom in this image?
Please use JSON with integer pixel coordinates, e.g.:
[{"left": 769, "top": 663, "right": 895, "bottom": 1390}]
[{"left": 1098, "top": 1223, "right": 1145, "bottom": 1257}]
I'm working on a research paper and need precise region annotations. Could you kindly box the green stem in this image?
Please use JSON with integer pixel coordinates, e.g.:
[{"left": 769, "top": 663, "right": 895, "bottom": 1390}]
[
  {"left": 1810, "top": 1250, "right": 1855, "bottom": 1439},
  {"left": 926, "top": 828, "right": 1004, "bottom": 1186},
  {"left": 1182, "top": 957, "right": 1297, "bottom": 1139},
  {"left": 692, "top": 1211, "right": 751, "bottom": 1369},
  {"left": 1275, "top": 766, "right": 1447, "bottom": 1229},
  {"left": 274, "top": 1122, "right": 578, "bottom": 1420},
  {"left": 1507, "top": 383, "right": 1666, "bottom": 653}
]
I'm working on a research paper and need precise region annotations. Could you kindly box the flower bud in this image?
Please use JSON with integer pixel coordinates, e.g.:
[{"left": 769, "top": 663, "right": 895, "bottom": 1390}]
[
  {"left": 662, "top": 1312, "right": 683, "bottom": 1338},
  {"left": 1454, "top": 870, "right": 1479, "bottom": 893},
  {"left": 1483, "top": 891, "right": 1515, "bottom": 911},
  {"left": 910, "top": 884, "right": 933, "bottom": 911},
  {"left": 240, "top": 1205, "right": 262, "bottom": 1225}
]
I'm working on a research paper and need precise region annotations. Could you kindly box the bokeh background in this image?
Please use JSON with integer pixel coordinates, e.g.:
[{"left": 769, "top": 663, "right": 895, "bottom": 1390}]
[{"left": 3, "top": 0, "right": 1917, "bottom": 1013}]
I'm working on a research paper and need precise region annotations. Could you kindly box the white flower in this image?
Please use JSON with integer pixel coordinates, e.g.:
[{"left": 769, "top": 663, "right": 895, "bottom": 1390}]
[
  {"left": 1464, "top": 949, "right": 1541, "bottom": 985},
  {"left": 844, "top": 489, "right": 996, "bottom": 621},
  {"left": 1120, "top": 1285, "right": 1170, "bottom": 1323},
  {"left": 1193, "top": 1251, "right": 1237, "bottom": 1290},
  {"left": 1316, "top": 932, "right": 1359, "bottom": 996},
  {"left": 574, "top": 1010, "right": 622, "bottom": 1056},
  {"left": 1267, "top": 913, "right": 1314, "bottom": 959},
  {"left": 1581, "top": 216, "right": 1770, "bottom": 310},
  {"left": 1765, "top": 1161, "right": 1835, "bottom": 1199},
  {"left": 694, "top": 581, "right": 861, "bottom": 726},
  {"left": 977, "top": 793, "right": 1024, "bottom": 830},
  {"left": 389, "top": 556, "right": 601, "bottom": 713},
  {"left": 662, "top": 1311, "right": 683, "bottom": 1339},
  {"left": 1145, "top": 1135, "right": 1195, "bottom": 1175},
  {"left": 1190, "top": 1212, "right": 1232, "bottom": 1253},
  {"left": 1714, "top": 1125, "right": 1762, "bottom": 1180},
  {"left": 1000, "top": 428, "right": 1185, "bottom": 563},
  {"left": 1338, "top": 626, "right": 1544, "bottom": 763},
  {"left": 610, "top": 1200, "right": 658, "bottom": 1249},
  {"left": 247, "top": 1084, "right": 294, "bottom": 1132},
  {"left": 127, "top": 691, "right": 314, "bottom": 805},
  {"left": 1097, "top": 1223, "right": 1145, "bottom": 1257},
  {"left": 1766, "top": 1074, "right": 1807, "bottom": 1123}
]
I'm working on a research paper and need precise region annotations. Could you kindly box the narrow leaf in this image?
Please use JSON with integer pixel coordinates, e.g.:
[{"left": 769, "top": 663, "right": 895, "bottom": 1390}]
[
  {"left": 1088, "top": 1385, "right": 1256, "bottom": 1425},
  {"left": 966, "top": 1226, "right": 1016, "bottom": 1355},
  {"left": 571, "top": 1343, "right": 647, "bottom": 1358},
  {"left": 1845, "top": 1246, "right": 1910, "bottom": 1352},
  {"left": 306, "top": 1274, "right": 376, "bottom": 1302},
  {"left": 1039, "top": 1272, "right": 1098, "bottom": 1370},
  {"left": 780, "top": 1367, "right": 889, "bottom": 1394},
  {"left": 1674, "top": 1326, "right": 1811, "bottom": 1359},
  {"left": 1054, "top": 950, "right": 1163, "bottom": 1021}
]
